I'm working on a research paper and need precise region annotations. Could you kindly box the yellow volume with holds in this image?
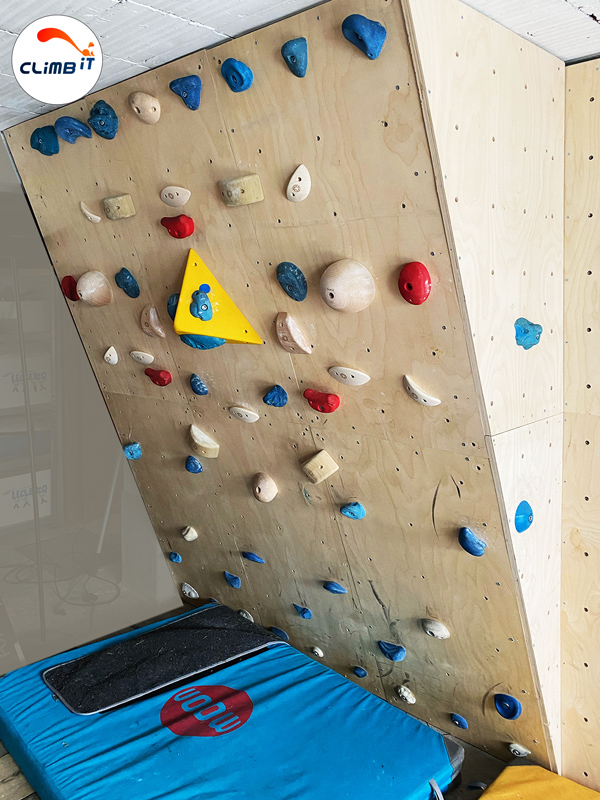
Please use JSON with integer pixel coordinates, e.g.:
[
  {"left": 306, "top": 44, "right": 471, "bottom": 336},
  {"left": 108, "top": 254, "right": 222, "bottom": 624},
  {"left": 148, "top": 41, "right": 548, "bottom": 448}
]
[{"left": 174, "top": 249, "right": 263, "bottom": 345}]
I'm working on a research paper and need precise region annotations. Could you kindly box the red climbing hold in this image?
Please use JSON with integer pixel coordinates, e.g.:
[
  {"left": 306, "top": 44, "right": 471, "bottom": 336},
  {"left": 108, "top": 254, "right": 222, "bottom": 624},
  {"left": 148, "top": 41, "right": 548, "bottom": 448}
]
[
  {"left": 161, "top": 214, "right": 194, "bottom": 239},
  {"left": 398, "top": 261, "right": 431, "bottom": 305},
  {"left": 61, "top": 275, "right": 79, "bottom": 301},
  {"left": 303, "top": 389, "right": 340, "bottom": 413},
  {"left": 145, "top": 368, "right": 172, "bottom": 386}
]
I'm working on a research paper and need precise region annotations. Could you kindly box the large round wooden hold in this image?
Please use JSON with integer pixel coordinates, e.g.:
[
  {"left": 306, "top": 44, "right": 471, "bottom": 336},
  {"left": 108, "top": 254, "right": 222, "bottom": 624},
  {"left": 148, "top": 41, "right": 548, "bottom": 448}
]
[{"left": 319, "top": 259, "right": 375, "bottom": 312}]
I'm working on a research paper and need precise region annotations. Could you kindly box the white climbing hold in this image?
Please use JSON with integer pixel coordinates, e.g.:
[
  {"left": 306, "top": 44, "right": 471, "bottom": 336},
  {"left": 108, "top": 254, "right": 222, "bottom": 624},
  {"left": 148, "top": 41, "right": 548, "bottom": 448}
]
[
  {"left": 286, "top": 164, "right": 311, "bottom": 202},
  {"left": 182, "top": 526, "right": 198, "bottom": 542},
  {"left": 403, "top": 375, "right": 441, "bottom": 407},
  {"left": 252, "top": 472, "right": 278, "bottom": 503},
  {"left": 141, "top": 305, "right": 166, "bottom": 338},
  {"left": 76, "top": 271, "right": 113, "bottom": 306},
  {"left": 238, "top": 609, "right": 254, "bottom": 623},
  {"left": 128, "top": 91, "right": 161, "bottom": 124},
  {"left": 328, "top": 366, "right": 370, "bottom": 387},
  {"left": 103, "top": 346, "right": 118, "bottom": 365},
  {"left": 397, "top": 685, "right": 416, "bottom": 704},
  {"left": 229, "top": 406, "right": 260, "bottom": 423},
  {"left": 189, "top": 424, "right": 220, "bottom": 458},
  {"left": 80, "top": 201, "right": 101, "bottom": 223},
  {"left": 320, "top": 259, "right": 376, "bottom": 313},
  {"left": 509, "top": 743, "right": 531, "bottom": 758},
  {"left": 160, "top": 185, "right": 191, "bottom": 207},
  {"left": 421, "top": 618, "right": 450, "bottom": 640},
  {"left": 181, "top": 582, "right": 199, "bottom": 599},
  {"left": 130, "top": 351, "right": 154, "bottom": 365},
  {"left": 311, "top": 646, "right": 324, "bottom": 658},
  {"left": 275, "top": 312, "right": 312, "bottom": 355}
]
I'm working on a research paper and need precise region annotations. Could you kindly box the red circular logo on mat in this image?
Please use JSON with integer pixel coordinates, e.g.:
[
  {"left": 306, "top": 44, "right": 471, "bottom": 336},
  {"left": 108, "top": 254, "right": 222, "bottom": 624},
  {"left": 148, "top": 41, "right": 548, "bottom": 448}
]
[{"left": 160, "top": 685, "right": 253, "bottom": 737}]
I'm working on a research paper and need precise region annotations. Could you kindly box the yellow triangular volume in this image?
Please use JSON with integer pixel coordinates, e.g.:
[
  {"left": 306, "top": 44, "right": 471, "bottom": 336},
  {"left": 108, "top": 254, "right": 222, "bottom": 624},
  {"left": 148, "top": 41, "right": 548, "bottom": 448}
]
[{"left": 174, "top": 249, "right": 263, "bottom": 345}]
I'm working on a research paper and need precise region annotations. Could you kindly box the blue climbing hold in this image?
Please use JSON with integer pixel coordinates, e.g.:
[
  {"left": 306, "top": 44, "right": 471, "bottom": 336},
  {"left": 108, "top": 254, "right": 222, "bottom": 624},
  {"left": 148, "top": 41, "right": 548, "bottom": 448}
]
[
  {"left": 270, "top": 626, "right": 289, "bottom": 641},
  {"left": 281, "top": 37, "right": 308, "bottom": 78},
  {"left": 293, "top": 603, "right": 313, "bottom": 619},
  {"left": 54, "top": 117, "right": 92, "bottom": 144},
  {"left": 515, "top": 500, "right": 534, "bottom": 533},
  {"left": 167, "top": 293, "right": 179, "bottom": 321},
  {"left": 378, "top": 641, "right": 406, "bottom": 662},
  {"left": 494, "top": 693, "right": 522, "bottom": 721},
  {"left": 323, "top": 581, "right": 347, "bottom": 594},
  {"left": 169, "top": 75, "right": 202, "bottom": 110},
  {"left": 514, "top": 317, "right": 543, "bottom": 350},
  {"left": 190, "top": 373, "right": 209, "bottom": 396},
  {"left": 123, "top": 442, "right": 142, "bottom": 460},
  {"left": 276, "top": 262, "right": 308, "bottom": 301},
  {"left": 354, "top": 666, "right": 368, "bottom": 678},
  {"left": 224, "top": 571, "right": 242, "bottom": 589},
  {"left": 451, "top": 713, "right": 469, "bottom": 730},
  {"left": 263, "top": 385, "right": 288, "bottom": 407},
  {"left": 458, "top": 527, "right": 487, "bottom": 557},
  {"left": 190, "top": 284, "right": 212, "bottom": 320},
  {"left": 180, "top": 333, "right": 226, "bottom": 350},
  {"left": 221, "top": 58, "right": 253, "bottom": 92},
  {"left": 169, "top": 551, "right": 182, "bottom": 563},
  {"left": 115, "top": 268, "right": 140, "bottom": 298},
  {"left": 340, "top": 502, "right": 366, "bottom": 520},
  {"left": 185, "top": 455, "right": 203, "bottom": 474},
  {"left": 241, "top": 551, "right": 265, "bottom": 564},
  {"left": 30, "top": 126, "right": 59, "bottom": 156},
  {"left": 342, "top": 14, "right": 387, "bottom": 60},
  {"left": 88, "top": 100, "right": 119, "bottom": 139}
]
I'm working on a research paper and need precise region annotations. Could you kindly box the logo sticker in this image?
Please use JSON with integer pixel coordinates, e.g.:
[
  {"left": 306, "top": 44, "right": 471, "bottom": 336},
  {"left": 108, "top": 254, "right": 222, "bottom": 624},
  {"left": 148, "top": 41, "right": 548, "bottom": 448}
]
[
  {"left": 12, "top": 15, "right": 102, "bottom": 104},
  {"left": 160, "top": 685, "right": 253, "bottom": 737}
]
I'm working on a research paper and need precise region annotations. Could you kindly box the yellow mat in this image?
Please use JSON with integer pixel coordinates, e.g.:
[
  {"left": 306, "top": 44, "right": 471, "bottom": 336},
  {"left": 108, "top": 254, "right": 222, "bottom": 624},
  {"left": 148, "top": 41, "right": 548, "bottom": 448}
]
[{"left": 481, "top": 766, "right": 599, "bottom": 799}]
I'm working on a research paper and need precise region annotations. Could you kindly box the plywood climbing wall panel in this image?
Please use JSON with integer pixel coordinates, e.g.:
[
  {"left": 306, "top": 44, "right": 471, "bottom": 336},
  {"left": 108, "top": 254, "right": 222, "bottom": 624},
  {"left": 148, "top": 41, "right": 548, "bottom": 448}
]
[{"left": 5, "top": 0, "right": 550, "bottom": 764}]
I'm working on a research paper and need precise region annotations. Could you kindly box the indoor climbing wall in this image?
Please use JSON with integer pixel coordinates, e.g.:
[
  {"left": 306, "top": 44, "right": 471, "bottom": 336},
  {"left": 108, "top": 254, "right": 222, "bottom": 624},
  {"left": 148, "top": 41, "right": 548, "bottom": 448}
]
[
  {"left": 5, "top": 0, "right": 552, "bottom": 764},
  {"left": 563, "top": 58, "right": 600, "bottom": 791},
  {"left": 406, "top": 0, "right": 564, "bottom": 769}
]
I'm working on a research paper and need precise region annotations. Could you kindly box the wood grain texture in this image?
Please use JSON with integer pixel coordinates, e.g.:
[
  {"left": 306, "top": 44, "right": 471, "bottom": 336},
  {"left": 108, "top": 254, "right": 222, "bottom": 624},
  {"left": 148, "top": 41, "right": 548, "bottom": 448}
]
[{"left": 0, "top": 755, "right": 34, "bottom": 800}]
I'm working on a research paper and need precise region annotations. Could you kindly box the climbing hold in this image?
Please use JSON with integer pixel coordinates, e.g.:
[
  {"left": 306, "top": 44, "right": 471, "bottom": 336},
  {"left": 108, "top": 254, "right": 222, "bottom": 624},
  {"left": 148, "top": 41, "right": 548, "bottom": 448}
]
[
  {"left": 181, "top": 582, "right": 199, "bottom": 599},
  {"left": 160, "top": 186, "right": 191, "bottom": 207},
  {"left": 354, "top": 666, "right": 368, "bottom": 678},
  {"left": 123, "top": 442, "right": 142, "bottom": 460},
  {"left": 54, "top": 116, "right": 92, "bottom": 143},
  {"left": 403, "top": 375, "right": 441, "bottom": 406},
  {"left": 342, "top": 14, "right": 387, "bottom": 60},
  {"left": 61, "top": 276, "right": 79, "bottom": 301},
  {"left": 102, "top": 194, "right": 136, "bottom": 221},
  {"left": 161, "top": 214, "right": 194, "bottom": 239},
  {"left": 509, "top": 743, "right": 531, "bottom": 758},
  {"left": 276, "top": 262, "right": 307, "bottom": 302},
  {"left": 221, "top": 58, "right": 253, "bottom": 92},
  {"left": 103, "top": 346, "right": 118, "bottom": 365},
  {"left": 293, "top": 603, "right": 312, "bottom": 619},
  {"left": 88, "top": 100, "right": 119, "bottom": 139},
  {"left": 224, "top": 571, "right": 242, "bottom": 589},
  {"left": 238, "top": 609, "right": 254, "bottom": 623},
  {"left": 242, "top": 552, "right": 265, "bottom": 564},
  {"left": 167, "top": 293, "right": 179, "bottom": 321},
  {"left": 180, "top": 334, "right": 226, "bottom": 350},
  {"left": 169, "top": 551, "right": 182, "bottom": 563},
  {"left": 130, "top": 351, "right": 154, "bottom": 365},
  {"left": 421, "top": 619, "right": 450, "bottom": 640},
  {"left": 281, "top": 37, "right": 308, "bottom": 77},
  {"left": 115, "top": 268, "right": 140, "bottom": 298},
  {"left": 189, "top": 425, "right": 220, "bottom": 458},
  {"left": 252, "top": 473, "right": 278, "bottom": 503},
  {"left": 275, "top": 312, "right": 312, "bottom": 354},
  {"left": 76, "top": 271, "right": 113, "bottom": 306},
  {"left": 494, "top": 693, "right": 522, "bottom": 720},
  {"left": 515, "top": 318, "right": 543, "bottom": 350},
  {"left": 263, "top": 385, "right": 288, "bottom": 407},
  {"left": 378, "top": 641, "right": 406, "bottom": 662},
  {"left": 182, "top": 526, "right": 198, "bottom": 542},
  {"left": 312, "top": 646, "right": 324, "bottom": 657},
  {"left": 515, "top": 500, "right": 534, "bottom": 532},
  {"left": 144, "top": 368, "right": 172, "bottom": 387},
  {"left": 140, "top": 305, "right": 166, "bottom": 338},
  {"left": 270, "top": 626, "right": 289, "bottom": 641},
  {"left": 458, "top": 527, "right": 487, "bottom": 557},
  {"left": 185, "top": 455, "right": 203, "bottom": 474},
  {"left": 229, "top": 406, "right": 260, "bottom": 423},
  {"left": 302, "top": 450, "right": 339, "bottom": 484},
  {"left": 340, "top": 502, "right": 366, "bottom": 520},
  {"left": 398, "top": 261, "right": 432, "bottom": 305},
  {"left": 320, "top": 259, "right": 376, "bottom": 313},
  {"left": 451, "top": 713, "right": 468, "bottom": 729},
  {"left": 286, "top": 164, "right": 311, "bottom": 203},
  {"left": 328, "top": 366, "right": 370, "bottom": 387},
  {"left": 190, "top": 284, "right": 213, "bottom": 320},
  {"left": 323, "top": 581, "right": 347, "bottom": 594},
  {"left": 169, "top": 75, "right": 202, "bottom": 110},
  {"left": 128, "top": 91, "right": 161, "bottom": 124},
  {"left": 30, "top": 126, "right": 59, "bottom": 156},
  {"left": 190, "top": 374, "right": 209, "bottom": 396},
  {"left": 303, "top": 389, "right": 340, "bottom": 414},
  {"left": 80, "top": 202, "right": 101, "bottom": 223},
  {"left": 218, "top": 174, "right": 264, "bottom": 207},
  {"left": 397, "top": 686, "right": 416, "bottom": 704}
]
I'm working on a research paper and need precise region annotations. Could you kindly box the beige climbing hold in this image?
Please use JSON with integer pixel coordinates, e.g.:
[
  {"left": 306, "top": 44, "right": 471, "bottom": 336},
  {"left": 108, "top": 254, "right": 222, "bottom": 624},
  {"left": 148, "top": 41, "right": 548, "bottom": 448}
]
[
  {"left": 328, "top": 366, "right": 370, "bottom": 387},
  {"left": 76, "top": 271, "right": 113, "bottom": 306},
  {"left": 311, "top": 646, "right": 324, "bottom": 658},
  {"left": 80, "top": 201, "right": 101, "bottom": 223},
  {"left": 403, "top": 375, "right": 441, "bottom": 407},
  {"left": 275, "top": 312, "right": 312, "bottom": 355},
  {"left": 102, "top": 194, "right": 136, "bottom": 221},
  {"left": 239, "top": 609, "right": 254, "bottom": 623},
  {"left": 160, "top": 185, "right": 191, "bottom": 207},
  {"left": 182, "top": 526, "right": 198, "bottom": 542},
  {"left": 252, "top": 472, "right": 278, "bottom": 503},
  {"left": 397, "top": 686, "right": 416, "bottom": 704},
  {"left": 229, "top": 406, "right": 260, "bottom": 423},
  {"left": 189, "top": 424, "right": 220, "bottom": 458},
  {"left": 421, "top": 618, "right": 450, "bottom": 640},
  {"left": 128, "top": 91, "right": 161, "bottom": 124},
  {"left": 218, "top": 174, "right": 264, "bottom": 207},
  {"left": 103, "top": 346, "right": 118, "bottom": 365},
  {"left": 181, "top": 582, "right": 199, "bottom": 599},
  {"left": 320, "top": 259, "right": 375, "bottom": 313},
  {"left": 140, "top": 304, "right": 166, "bottom": 338},
  {"left": 286, "top": 164, "right": 311, "bottom": 202},
  {"left": 130, "top": 350, "right": 154, "bottom": 365},
  {"left": 301, "top": 450, "right": 339, "bottom": 484}
]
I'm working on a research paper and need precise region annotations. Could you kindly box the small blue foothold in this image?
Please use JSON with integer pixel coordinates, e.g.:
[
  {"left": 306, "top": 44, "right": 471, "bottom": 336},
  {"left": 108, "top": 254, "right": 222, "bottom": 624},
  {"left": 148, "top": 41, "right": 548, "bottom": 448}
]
[
  {"left": 263, "top": 385, "right": 288, "bottom": 407},
  {"left": 224, "top": 570, "right": 242, "bottom": 589},
  {"left": 190, "top": 286, "right": 213, "bottom": 320},
  {"left": 180, "top": 334, "right": 226, "bottom": 350},
  {"left": 88, "top": 100, "right": 119, "bottom": 140},
  {"left": 281, "top": 37, "right": 308, "bottom": 78},
  {"left": 190, "top": 373, "right": 209, "bottom": 396},
  {"left": 221, "top": 58, "right": 253, "bottom": 92},
  {"left": 342, "top": 14, "right": 387, "bottom": 60},
  {"left": 276, "top": 262, "right": 308, "bottom": 301},
  {"left": 185, "top": 455, "right": 203, "bottom": 473},
  {"left": 169, "top": 551, "right": 182, "bottom": 563},
  {"left": 515, "top": 500, "right": 534, "bottom": 533},
  {"left": 458, "top": 527, "right": 487, "bottom": 557},
  {"left": 123, "top": 442, "right": 142, "bottom": 460},
  {"left": 270, "top": 626, "right": 289, "bottom": 641},
  {"left": 354, "top": 666, "right": 368, "bottom": 678},
  {"left": 293, "top": 603, "right": 313, "bottom": 619},
  {"left": 514, "top": 317, "right": 543, "bottom": 350},
  {"left": 115, "top": 268, "right": 140, "bottom": 298},
  {"left": 241, "top": 551, "right": 265, "bottom": 564},
  {"left": 378, "top": 641, "right": 406, "bottom": 662},
  {"left": 323, "top": 581, "right": 347, "bottom": 594},
  {"left": 169, "top": 75, "right": 202, "bottom": 110},
  {"left": 340, "top": 502, "right": 366, "bottom": 520},
  {"left": 451, "top": 713, "right": 469, "bottom": 730},
  {"left": 30, "top": 126, "right": 59, "bottom": 156},
  {"left": 494, "top": 693, "right": 522, "bottom": 720},
  {"left": 54, "top": 117, "right": 92, "bottom": 144},
  {"left": 167, "top": 293, "right": 180, "bottom": 321}
]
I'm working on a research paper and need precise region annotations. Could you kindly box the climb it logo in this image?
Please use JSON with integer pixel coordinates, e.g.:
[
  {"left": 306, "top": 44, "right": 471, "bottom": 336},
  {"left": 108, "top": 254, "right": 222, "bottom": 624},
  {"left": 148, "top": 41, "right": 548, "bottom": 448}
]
[
  {"left": 160, "top": 685, "right": 253, "bottom": 737},
  {"left": 12, "top": 16, "right": 102, "bottom": 104}
]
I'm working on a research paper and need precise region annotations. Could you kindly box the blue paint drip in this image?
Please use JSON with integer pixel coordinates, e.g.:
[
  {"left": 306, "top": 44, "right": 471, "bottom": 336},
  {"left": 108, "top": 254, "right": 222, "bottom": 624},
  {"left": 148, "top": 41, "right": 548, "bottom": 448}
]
[
  {"left": 88, "top": 100, "right": 119, "bottom": 139},
  {"left": 115, "top": 268, "right": 140, "bottom": 298},
  {"left": 169, "top": 75, "right": 202, "bottom": 110},
  {"left": 190, "top": 285, "right": 213, "bottom": 320},
  {"left": 451, "top": 713, "right": 469, "bottom": 730},
  {"left": 342, "top": 14, "right": 387, "bottom": 60},
  {"left": 458, "top": 527, "right": 487, "bottom": 557},
  {"left": 262, "top": 385, "right": 288, "bottom": 407},
  {"left": 515, "top": 500, "right": 534, "bottom": 533},
  {"left": 185, "top": 455, "right": 203, "bottom": 473},
  {"left": 340, "top": 502, "right": 366, "bottom": 520},
  {"left": 123, "top": 442, "right": 142, "bottom": 460},
  {"left": 270, "top": 626, "right": 289, "bottom": 641},
  {"left": 281, "top": 37, "right": 308, "bottom": 78},
  {"left": 224, "top": 570, "right": 242, "bottom": 589},
  {"left": 180, "top": 334, "right": 226, "bottom": 350},
  {"left": 221, "top": 58, "right": 253, "bottom": 92},
  {"left": 190, "top": 373, "right": 209, "bottom": 396},
  {"left": 514, "top": 317, "right": 543, "bottom": 350},
  {"left": 169, "top": 552, "right": 182, "bottom": 563},
  {"left": 167, "top": 293, "right": 179, "bottom": 321},
  {"left": 323, "top": 581, "right": 347, "bottom": 594},
  {"left": 494, "top": 693, "right": 522, "bottom": 720},
  {"left": 293, "top": 603, "right": 313, "bottom": 619},
  {"left": 54, "top": 117, "right": 92, "bottom": 144},
  {"left": 353, "top": 666, "right": 368, "bottom": 678},
  {"left": 378, "top": 641, "right": 406, "bottom": 662},
  {"left": 30, "top": 126, "right": 59, "bottom": 156},
  {"left": 276, "top": 262, "right": 308, "bottom": 301},
  {"left": 241, "top": 551, "right": 265, "bottom": 564}
]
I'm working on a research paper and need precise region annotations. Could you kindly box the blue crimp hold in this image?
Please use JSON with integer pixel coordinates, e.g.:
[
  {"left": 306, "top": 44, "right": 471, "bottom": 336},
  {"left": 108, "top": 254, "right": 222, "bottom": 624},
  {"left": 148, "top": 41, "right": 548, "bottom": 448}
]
[
  {"left": 342, "top": 14, "right": 387, "bottom": 60},
  {"left": 115, "top": 268, "right": 140, "bottom": 298},
  {"left": 221, "top": 58, "right": 253, "bottom": 92},
  {"left": 169, "top": 75, "right": 202, "bottom": 110},
  {"left": 451, "top": 713, "right": 469, "bottom": 730},
  {"left": 185, "top": 455, "right": 203, "bottom": 473},
  {"left": 340, "top": 502, "right": 366, "bottom": 520},
  {"left": 514, "top": 500, "right": 534, "bottom": 533},
  {"left": 169, "top": 552, "right": 182, "bottom": 563},
  {"left": 167, "top": 293, "right": 179, "bottom": 321},
  {"left": 54, "top": 117, "right": 92, "bottom": 143},
  {"left": 241, "top": 551, "right": 265, "bottom": 564},
  {"left": 458, "top": 527, "right": 487, "bottom": 557},
  {"left": 494, "top": 693, "right": 522, "bottom": 720},
  {"left": 263, "top": 385, "right": 288, "bottom": 407},
  {"left": 323, "top": 581, "right": 347, "bottom": 594},
  {"left": 276, "top": 261, "right": 308, "bottom": 301},
  {"left": 270, "top": 626, "right": 289, "bottom": 641},
  {"left": 354, "top": 666, "right": 368, "bottom": 678},
  {"left": 190, "top": 284, "right": 212, "bottom": 320},
  {"left": 377, "top": 641, "right": 406, "bottom": 662},
  {"left": 293, "top": 603, "right": 313, "bottom": 619},
  {"left": 190, "top": 374, "right": 209, "bottom": 396},
  {"left": 123, "top": 442, "right": 142, "bottom": 460},
  {"left": 281, "top": 37, "right": 308, "bottom": 78},
  {"left": 88, "top": 100, "right": 119, "bottom": 139},
  {"left": 180, "top": 334, "right": 226, "bottom": 350},
  {"left": 514, "top": 317, "right": 542, "bottom": 350},
  {"left": 224, "top": 571, "right": 242, "bottom": 589},
  {"left": 30, "top": 126, "right": 59, "bottom": 156}
]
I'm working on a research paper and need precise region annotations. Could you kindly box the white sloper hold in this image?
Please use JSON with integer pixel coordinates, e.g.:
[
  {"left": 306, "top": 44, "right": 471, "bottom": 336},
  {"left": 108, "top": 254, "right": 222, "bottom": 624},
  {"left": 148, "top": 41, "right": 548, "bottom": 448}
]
[
  {"left": 403, "top": 375, "right": 441, "bottom": 407},
  {"left": 181, "top": 582, "right": 199, "bottom": 599},
  {"left": 80, "top": 201, "right": 101, "bottom": 223},
  {"left": 328, "top": 366, "right": 370, "bottom": 387},
  {"left": 311, "top": 647, "right": 324, "bottom": 658},
  {"left": 160, "top": 186, "right": 191, "bottom": 207},
  {"left": 509, "top": 743, "right": 531, "bottom": 758},
  {"left": 103, "top": 346, "right": 118, "bottom": 365},
  {"left": 189, "top": 425, "right": 220, "bottom": 458},
  {"left": 76, "top": 271, "right": 113, "bottom": 306},
  {"left": 229, "top": 406, "right": 260, "bottom": 423},
  {"left": 182, "top": 526, "right": 198, "bottom": 542},
  {"left": 238, "top": 609, "right": 254, "bottom": 623},
  {"left": 397, "top": 685, "right": 416, "bottom": 704},
  {"left": 421, "top": 618, "right": 450, "bottom": 640},
  {"left": 286, "top": 164, "right": 311, "bottom": 202},
  {"left": 130, "top": 351, "right": 154, "bottom": 365},
  {"left": 141, "top": 305, "right": 166, "bottom": 338}
]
